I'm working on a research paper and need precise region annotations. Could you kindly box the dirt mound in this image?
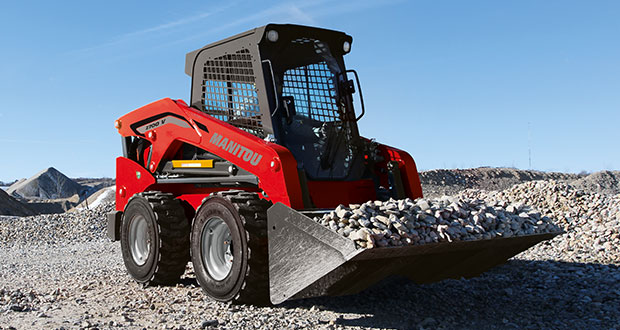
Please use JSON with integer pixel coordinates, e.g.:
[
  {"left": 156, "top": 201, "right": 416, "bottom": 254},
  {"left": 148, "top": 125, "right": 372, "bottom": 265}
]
[
  {"left": 420, "top": 167, "right": 582, "bottom": 197},
  {"left": 0, "top": 189, "right": 34, "bottom": 216},
  {"left": 7, "top": 167, "right": 83, "bottom": 200}
]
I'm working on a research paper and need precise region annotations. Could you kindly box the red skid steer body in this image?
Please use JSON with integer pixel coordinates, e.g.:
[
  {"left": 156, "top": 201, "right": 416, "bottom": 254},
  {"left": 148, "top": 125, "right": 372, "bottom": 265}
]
[{"left": 107, "top": 24, "right": 559, "bottom": 305}]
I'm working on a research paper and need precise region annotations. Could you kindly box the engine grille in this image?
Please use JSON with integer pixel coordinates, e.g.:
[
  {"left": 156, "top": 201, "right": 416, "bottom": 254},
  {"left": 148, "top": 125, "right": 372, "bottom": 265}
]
[{"left": 201, "top": 49, "right": 264, "bottom": 137}]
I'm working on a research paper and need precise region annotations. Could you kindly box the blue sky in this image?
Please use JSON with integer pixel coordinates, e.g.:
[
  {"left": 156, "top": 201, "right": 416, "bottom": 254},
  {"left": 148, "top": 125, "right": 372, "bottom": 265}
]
[{"left": 0, "top": 0, "right": 618, "bottom": 181}]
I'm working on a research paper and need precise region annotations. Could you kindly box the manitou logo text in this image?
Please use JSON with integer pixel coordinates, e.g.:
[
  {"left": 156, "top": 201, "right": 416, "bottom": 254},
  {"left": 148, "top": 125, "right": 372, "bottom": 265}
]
[{"left": 209, "top": 133, "right": 263, "bottom": 166}]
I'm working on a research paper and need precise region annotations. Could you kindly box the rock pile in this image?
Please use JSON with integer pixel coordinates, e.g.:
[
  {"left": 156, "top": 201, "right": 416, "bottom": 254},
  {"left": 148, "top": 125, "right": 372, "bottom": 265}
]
[{"left": 313, "top": 196, "right": 560, "bottom": 249}]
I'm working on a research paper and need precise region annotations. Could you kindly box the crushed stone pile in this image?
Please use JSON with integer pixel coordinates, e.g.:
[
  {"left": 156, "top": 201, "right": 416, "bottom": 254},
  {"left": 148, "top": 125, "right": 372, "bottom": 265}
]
[
  {"left": 0, "top": 201, "right": 114, "bottom": 247},
  {"left": 7, "top": 167, "right": 83, "bottom": 200},
  {"left": 460, "top": 180, "right": 620, "bottom": 264},
  {"left": 313, "top": 196, "right": 560, "bottom": 249}
]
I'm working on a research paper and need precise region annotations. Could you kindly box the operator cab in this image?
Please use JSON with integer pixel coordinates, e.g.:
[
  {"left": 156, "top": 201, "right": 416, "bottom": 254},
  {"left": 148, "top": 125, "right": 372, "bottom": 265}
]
[
  {"left": 259, "top": 26, "right": 364, "bottom": 181},
  {"left": 186, "top": 24, "right": 371, "bottom": 184}
]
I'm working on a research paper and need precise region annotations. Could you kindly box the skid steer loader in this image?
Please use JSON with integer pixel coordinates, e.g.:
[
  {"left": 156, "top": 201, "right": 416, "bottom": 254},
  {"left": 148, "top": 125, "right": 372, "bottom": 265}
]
[{"left": 107, "top": 24, "right": 559, "bottom": 305}]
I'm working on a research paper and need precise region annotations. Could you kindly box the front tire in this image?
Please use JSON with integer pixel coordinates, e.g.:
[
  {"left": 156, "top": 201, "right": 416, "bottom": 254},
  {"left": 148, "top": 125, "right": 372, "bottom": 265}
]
[
  {"left": 191, "top": 191, "right": 270, "bottom": 304},
  {"left": 120, "top": 191, "right": 190, "bottom": 285}
]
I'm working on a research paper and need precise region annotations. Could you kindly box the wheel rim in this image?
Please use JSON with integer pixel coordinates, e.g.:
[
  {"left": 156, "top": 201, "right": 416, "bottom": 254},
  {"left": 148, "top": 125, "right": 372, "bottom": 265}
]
[
  {"left": 201, "top": 217, "right": 233, "bottom": 281},
  {"left": 129, "top": 215, "right": 150, "bottom": 266}
]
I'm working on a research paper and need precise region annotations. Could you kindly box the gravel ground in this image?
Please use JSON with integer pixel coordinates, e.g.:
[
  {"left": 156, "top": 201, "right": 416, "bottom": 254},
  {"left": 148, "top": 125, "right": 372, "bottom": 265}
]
[
  {"left": 1, "top": 241, "right": 617, "bottom": 329},
  {"left": 1, "top": 172, "right": 619, "bottom": 329}
]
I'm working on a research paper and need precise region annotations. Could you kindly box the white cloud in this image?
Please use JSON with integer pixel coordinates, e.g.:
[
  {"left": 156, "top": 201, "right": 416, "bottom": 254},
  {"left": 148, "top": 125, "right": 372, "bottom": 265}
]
[
  {"left": 121, "top": 11, "right": 215, "bottom": 39},
  {"left": 160, "top": 0, "right": 403, "bottom": 46},
  {"left": 283, "top": 4, "right": 317, "bottom": 25},
  {"left": 309, "top": 0, "right": 404, "bottom": 18},
  {"left": 68, "top": 0, "right": 403, "bottom": 58},
  {"left": 69, "top": 5, "right": 231, "bottom": 55}
]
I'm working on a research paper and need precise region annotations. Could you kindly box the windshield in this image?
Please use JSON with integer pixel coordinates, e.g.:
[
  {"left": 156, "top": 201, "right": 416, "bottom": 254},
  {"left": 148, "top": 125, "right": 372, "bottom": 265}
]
[
  {"left": 274, "top": 39, "right": 358, "bottom": 180},
  {"left": 282, "top": 61, "right": 340, "bottom": 122}
]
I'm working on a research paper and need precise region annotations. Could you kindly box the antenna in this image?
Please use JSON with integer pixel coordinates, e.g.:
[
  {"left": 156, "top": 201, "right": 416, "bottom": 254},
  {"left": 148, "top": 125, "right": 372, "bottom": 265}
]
[{"left": 528, "top": 122, "right": 532, "bottom": 170}]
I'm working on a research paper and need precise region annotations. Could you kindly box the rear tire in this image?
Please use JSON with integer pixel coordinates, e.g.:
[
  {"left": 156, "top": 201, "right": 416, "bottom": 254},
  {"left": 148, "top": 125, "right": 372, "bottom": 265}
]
[
  {"left": 120, "top": 191, "right": 190, "bottom": 285},
  {"left": 191, "top": 190, "right": 271, "bottom": 305}
]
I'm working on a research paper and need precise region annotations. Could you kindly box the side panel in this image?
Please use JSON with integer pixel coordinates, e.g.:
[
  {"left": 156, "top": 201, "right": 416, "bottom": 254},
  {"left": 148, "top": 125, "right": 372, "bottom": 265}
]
[
  {"left": 115, "top": 98, "right": 304, "bottom": 209},
  {"left": 115, "top": 157, "right": 156, "bottom": 211},
  {"left": 376, "top": 144, "right": 424, "bottom": 200}
]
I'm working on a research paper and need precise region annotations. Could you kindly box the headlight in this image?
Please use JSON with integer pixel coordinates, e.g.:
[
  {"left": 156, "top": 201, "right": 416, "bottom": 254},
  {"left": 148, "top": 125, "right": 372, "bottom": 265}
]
[
  {"left": 343, "top": 41, "right": 351, "bottom": 53},
  {"left": 266, "top": 30, "right": 279, "bottom": 42}
]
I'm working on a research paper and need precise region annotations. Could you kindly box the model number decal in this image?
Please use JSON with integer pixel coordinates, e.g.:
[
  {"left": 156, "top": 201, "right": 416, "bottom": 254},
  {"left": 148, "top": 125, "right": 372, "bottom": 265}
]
[
  {"left": 209, "top": 132, "right": 263, "bottom": 166},
  {"left": 136, "top": 116, "right": 191, "bottom": 134}
]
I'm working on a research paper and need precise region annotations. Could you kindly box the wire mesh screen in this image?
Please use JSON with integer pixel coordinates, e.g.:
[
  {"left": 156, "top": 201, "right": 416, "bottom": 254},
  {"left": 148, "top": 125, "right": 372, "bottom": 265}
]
[
  {"left": 201, "top": 49, "right": 264, "bottom": 137},
  {"left": 282, "top": 62, "right": 340, "bottom": 123}
]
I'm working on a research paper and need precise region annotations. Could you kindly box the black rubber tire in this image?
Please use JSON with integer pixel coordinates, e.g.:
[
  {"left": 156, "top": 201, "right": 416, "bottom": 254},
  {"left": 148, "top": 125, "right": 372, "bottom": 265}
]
[
  {"left": 190, "top": 190, "right": 271, "bottom": 305},
  {"left": 120, "top": 191, "right": 190, "bottom": 285}
]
